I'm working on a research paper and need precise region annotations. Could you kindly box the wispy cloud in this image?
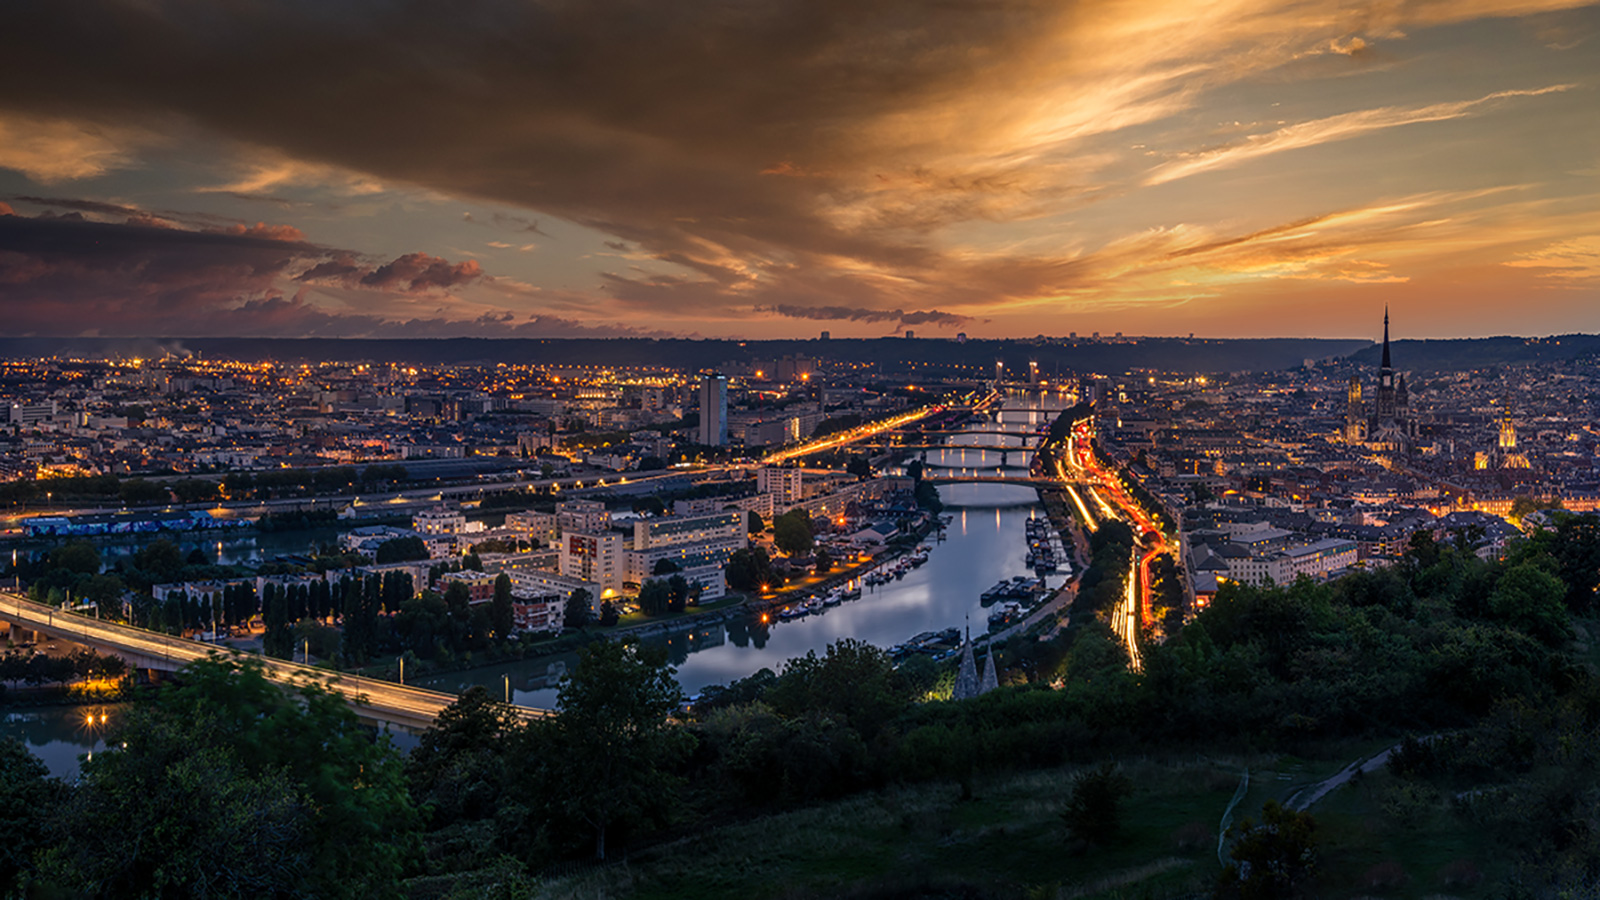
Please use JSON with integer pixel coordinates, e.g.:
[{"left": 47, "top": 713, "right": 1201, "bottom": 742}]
[
  {"left": 1502, "top": 235, "right": 1600, "bottom": 281},
  {"left": 0, "top": 112, "right": 154, "bottom": 183},
  {"left": 1145, "top": 85, "right": 1577, "bottom": 186}
]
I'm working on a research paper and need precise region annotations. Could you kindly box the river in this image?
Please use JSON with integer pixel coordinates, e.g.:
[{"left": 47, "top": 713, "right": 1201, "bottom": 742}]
[
  {"left": 0, "top": 704, "right": 123, "bottom": 779},
  {"left": 420, "top": 393, "right": 1071, "bottom": 708}
]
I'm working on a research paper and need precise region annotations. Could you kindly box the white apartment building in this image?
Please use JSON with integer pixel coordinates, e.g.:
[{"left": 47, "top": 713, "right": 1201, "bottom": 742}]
[
  {"left": 555, "top": 499, "right": 610, "bottom": 535},
  {"left": 758, "top": 466, "right": 804, "bottom": 511},
  {"left": 559, "top": 529, "right": 627, "bottom": 597},
  {"left": 623, "top": 511, "right": 745, "bottom": 601},
  {"left": 413, "top": 505, "right": 483, "bottom": 535},
  {"left": 504, "top": 510, "right": 559, "bottom": 543},
  {"left": 507, "top": 569, "right": 602, "bottom": 613},
  {"left": 1224, "top": 538, "right": 1359, "bottom": 585}
]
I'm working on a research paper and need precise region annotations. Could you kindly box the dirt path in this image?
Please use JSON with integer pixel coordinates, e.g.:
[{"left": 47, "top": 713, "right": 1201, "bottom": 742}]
[{"left": 1285, "top": 746, "right": 1398, "bottom": 811}]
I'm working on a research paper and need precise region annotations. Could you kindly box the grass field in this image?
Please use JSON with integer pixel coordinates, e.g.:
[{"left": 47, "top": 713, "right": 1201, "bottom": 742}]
[{"left": 510, "top": 737, "right": 1506, "bottom": 900}]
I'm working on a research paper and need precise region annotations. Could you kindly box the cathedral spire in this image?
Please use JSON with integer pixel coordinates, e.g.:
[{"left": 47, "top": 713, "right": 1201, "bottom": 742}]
[{"left": 1381, "top": 307, "right": 1392, "bottom": 371}]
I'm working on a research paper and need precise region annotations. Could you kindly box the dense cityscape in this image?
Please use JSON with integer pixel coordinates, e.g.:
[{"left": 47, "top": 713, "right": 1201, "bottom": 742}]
[
  {"left": 3, "top": 0, "right": 1599, "bottom": 895},
  {"left": 3, "top": 317, "right": 1600, "bottom": 895}
]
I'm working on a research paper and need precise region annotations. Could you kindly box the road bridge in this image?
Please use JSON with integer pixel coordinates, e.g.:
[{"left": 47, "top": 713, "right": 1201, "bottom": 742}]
[
  {"left": 923, "top": 475, "right": 1058, "bottom": 487},
  {"left": 889, "top": 428, "right": 1042, "bottom": 439},
  {"left": 0, "top": 592, "right": 551, "bottom": 730}
]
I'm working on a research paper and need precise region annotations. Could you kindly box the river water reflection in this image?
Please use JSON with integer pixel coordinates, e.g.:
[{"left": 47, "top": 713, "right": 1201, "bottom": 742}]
[
  {"left": 0, "top": 704, "right": 124, "bottom": 779},
  {"left": 421, "top": 395, "right": 1071, "bottom": 709}
]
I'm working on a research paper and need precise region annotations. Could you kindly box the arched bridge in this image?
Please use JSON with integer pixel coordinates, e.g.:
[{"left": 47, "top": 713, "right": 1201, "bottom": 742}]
[{"left": 0, "top": 592, "right": 551, "bottom": 729}]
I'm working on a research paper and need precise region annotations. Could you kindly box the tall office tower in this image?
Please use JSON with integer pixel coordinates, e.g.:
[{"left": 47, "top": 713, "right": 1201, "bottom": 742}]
[{"left": 697, "top": 374, "right": 728, "bottom": 446}]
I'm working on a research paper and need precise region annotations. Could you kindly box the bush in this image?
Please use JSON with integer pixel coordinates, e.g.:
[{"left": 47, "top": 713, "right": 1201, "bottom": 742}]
[{"left": 1061, "top": 762, "right": 1131, "bottom": 846}]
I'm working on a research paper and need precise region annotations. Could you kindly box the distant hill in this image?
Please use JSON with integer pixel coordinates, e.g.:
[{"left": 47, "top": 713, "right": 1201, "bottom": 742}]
[
  {"left": 0, "top": 336, "right": 1373, "bottom": 375},
  {"left": 1348, "top": 334, "right": 1600, "bottom": 372}
]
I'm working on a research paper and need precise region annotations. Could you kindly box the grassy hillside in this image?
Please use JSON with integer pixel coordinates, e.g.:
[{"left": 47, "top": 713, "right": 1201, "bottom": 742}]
[{"left": 506, "top": 739, "right": 1509, "bottom": 900}]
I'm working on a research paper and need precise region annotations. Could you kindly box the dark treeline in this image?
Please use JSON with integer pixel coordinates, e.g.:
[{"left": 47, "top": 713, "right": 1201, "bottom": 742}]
[
  {"left": 0, "top": 464, "right": 410, "bottom": 509},
  {"left": 3, "top": 514, "right": 1599, "bottom": 896}
]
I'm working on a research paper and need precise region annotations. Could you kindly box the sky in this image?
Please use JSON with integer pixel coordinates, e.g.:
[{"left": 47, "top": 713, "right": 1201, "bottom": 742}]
[{"left": 0, "top": 0, "right": 1596, "bottom": 341}]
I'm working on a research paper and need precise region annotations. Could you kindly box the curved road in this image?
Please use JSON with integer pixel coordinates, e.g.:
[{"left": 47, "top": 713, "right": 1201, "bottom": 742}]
[{"left": 0, "top": 592, "right": 550, "bottom": 728}]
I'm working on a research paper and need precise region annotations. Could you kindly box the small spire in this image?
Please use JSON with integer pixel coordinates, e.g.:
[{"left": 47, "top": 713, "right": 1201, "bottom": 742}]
[{"left": 1381, "top": 307, "right": 1392, "bottom": 371}]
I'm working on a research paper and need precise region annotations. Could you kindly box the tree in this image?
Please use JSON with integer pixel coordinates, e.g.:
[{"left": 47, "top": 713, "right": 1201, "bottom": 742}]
[
  {"left": 0, "top": 738, "right": 63, "bottom": 895},
  {"left": 133, "top": 539, "right": 184, "bottom": 583},
  {"left": 262, "top": 583, "right": 295, "bottom": 659},
  {"left": 491, "top": 573, "right": 515, "bottom": 640},
  {"left": 814, "top": 547, "right": 833, "bottom": 575},
  {"left": 49, "top": 540, "right": 101, "bottom": 576},
  {"left": 1489, "top": 563, "right": 1571, "bottom": 645},
  {"left": 667, "top": 574, "right": 690, "bottom": 613},
  {"left": 846, "top": 455, "right": 872, "bottom": 480},
  {"left": 44, "top": 659, "right": 415, "bottom": 899},
  {"left": 79, "top": 574, "right": 126, "bottom": 618},
  {"left": 376, "top": 536, "right": 429, "bottom": 563},
  {"left": 444, "top": 580, "right": 472, "bottom": 623},
  {"left": 565, "top": 589, "right": 594, "bottom": 630},
  {"left": 598, "top": 600, "right": 619, "bottom": 627},
  {"left": 773, "top": 510, "right": 815, "bottom": 557},
  {"left": 747, "top": 510, "right": 765, "bottom": 535},
  {"left": 1218, "top": 801, "right": 1318, "bottom": 900},
  {"left": 1061, "top": 763, "right": 1131, "bottom": 845},
  {"left": 766, "top": 639, "right": 909, "bottom": 740},
  {"left": 726, "top": 547, "right": 776, "bottom": 592},
  {"left": 552, "top": 642, "right": 690, "bottom": 860},
  {"left": 405, "top": 687, "right": 533, "bottom": 867},
  {"left": 294, "top": 617, "right": 341, "bottom": 661},
  {"left": 638, "top": 579, "right": 671, "bottom": 616},
  {"left": 652, "top": 558, "right": 682, "bottom": 576}
]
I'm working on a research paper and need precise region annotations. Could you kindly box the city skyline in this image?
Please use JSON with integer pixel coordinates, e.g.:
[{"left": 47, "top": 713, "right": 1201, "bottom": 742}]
[{"left": 1, "top": 0, "right": 1597, "bottom": 340}]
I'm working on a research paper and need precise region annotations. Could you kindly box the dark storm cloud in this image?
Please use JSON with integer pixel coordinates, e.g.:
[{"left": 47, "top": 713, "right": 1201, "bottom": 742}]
[
  {"left": 12, "top": 195, "right": 148, "bottom": 217},
  {"left": 0, "top": 0, "right": 1076, "bottom": 317},
  {"left": 358, "top": 253, "right": 483, "bottom": 291},
  {"left": 760, "top": 304, "right": 969, "bottom": 327},
  {"left": 0, "top": 209, "right": 521, "bottom": 337}
]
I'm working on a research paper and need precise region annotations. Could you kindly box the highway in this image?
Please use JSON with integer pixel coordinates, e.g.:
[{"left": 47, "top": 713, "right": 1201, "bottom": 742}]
[
  {"left": 0, "top": 591, "right": 550, "bottom": 728},
  {"left": 1057, "top": 418, "right": 1174, "bottom": 669}
]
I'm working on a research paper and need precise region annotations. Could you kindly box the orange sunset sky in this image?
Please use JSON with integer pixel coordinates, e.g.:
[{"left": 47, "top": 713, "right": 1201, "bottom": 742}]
[{"left": 0, "top": 0, "right": 1596, "bottom": 340}]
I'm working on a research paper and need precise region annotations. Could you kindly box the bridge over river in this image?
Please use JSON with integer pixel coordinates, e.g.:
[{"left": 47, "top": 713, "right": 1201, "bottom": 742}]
[
  {"left": 922, "top": 474, "right": 1057, "bottom": 487},
  {"left": 0, "top": 592, "right": 551, "bottom": 730}
]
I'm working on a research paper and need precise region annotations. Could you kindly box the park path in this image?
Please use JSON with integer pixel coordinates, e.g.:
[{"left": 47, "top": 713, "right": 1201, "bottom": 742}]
[{"left": 1285, "top": 745, "right": 1400, "bottom": 811}]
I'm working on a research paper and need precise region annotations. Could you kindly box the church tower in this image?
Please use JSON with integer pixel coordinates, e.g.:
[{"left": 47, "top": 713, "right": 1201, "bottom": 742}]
[
  {"left": 1370, "top": 309, "right": 1411, "bottom": 451},
  {"left": 1345, "top": 376, "right": 1365, "bottom": 443},
  {"left": 1375, "top": 309, "right": 1397, "bottom": 422}
]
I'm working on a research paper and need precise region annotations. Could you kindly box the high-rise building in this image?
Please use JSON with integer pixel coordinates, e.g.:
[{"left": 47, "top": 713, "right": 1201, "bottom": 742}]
[
  {"left": 697, "top": 374, "right": 728, "bottom": 446},
  {"left": 559, "top": 529, "right": 626, "bottom": 596}
]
